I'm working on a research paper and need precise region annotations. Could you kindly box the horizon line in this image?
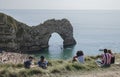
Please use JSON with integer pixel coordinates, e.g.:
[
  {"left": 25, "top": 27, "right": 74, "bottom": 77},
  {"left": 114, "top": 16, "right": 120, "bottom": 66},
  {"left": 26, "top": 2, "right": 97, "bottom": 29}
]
[{"left": 0, "top": 8, "right": 120, "bottom": 11}]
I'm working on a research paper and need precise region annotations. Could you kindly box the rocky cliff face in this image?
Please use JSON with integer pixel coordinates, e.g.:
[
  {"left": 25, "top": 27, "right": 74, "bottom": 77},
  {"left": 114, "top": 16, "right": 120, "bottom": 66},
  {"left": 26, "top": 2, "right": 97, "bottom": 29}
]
[{"left": 0, "top": 13, "right": 76, "bottom": 51}]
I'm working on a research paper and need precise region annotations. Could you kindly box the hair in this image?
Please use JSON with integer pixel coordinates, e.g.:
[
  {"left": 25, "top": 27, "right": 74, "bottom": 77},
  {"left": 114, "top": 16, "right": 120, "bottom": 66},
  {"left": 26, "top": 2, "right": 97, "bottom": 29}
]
[
  {"left": 108, "top": 50, "right": 113, "bottom": 55},
  {"left": 40, "top": 56, "right": 45, "bottom": 62},
  {"left": 40, "top": 56, "right": 44, "bottom": 59},
  {"left": 29, "top": 56, "right": 33, "bottom": 59},
  {"left": 104, "top": 49, "right": 108, "bottom": 53},
  {"left": 76, "top": 50, "right": 84, "bottom": 57}
]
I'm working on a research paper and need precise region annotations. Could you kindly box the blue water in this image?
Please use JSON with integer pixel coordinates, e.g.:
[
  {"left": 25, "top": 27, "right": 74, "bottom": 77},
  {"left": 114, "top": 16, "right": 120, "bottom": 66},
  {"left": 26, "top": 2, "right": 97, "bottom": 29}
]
[{"left": 0, "top": 9, "right": 120, "bottom": 59}]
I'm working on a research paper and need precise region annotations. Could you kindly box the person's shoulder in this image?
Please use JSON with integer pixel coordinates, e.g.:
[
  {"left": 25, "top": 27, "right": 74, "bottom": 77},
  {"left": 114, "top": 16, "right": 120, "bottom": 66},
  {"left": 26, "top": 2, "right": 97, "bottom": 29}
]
[
  {"left": 24, "top": 60, "right": 30, "bottom": 64},
  {"left": 101, "top": 54, "right": 104, "bottom": 56},
  {"left": 24, "top": 60, "right": 30, "bottom": 63},
  {"left": 78, "top": 55, "right": 84, "bottom": 58},
  {"left": 106, "top": 53, "right": 111, "bottom": 55},
  {"left": 38, "top": 61, "right": 41, "bottom": 63},
  {"left": 43, "top": 60, "right": 48, "bottom": 64},
  {"left": 45, "top": 60, "right": 48, "bottom": 63},
  {"left": 77, "top": 56, "right": 83, "bottom": 60},
  {"left": 108, "top": 53, "right": 112, "bottom": 56},
  {"left": 24, "top": 60, "right": 28, "bottom": 63}
]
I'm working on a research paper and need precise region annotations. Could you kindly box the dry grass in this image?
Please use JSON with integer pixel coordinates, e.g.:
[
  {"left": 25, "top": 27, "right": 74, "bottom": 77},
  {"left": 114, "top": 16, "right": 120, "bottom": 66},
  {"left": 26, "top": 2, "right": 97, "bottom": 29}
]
[{"left": 0, "top": 52, "right": 120, "bottom": 77}]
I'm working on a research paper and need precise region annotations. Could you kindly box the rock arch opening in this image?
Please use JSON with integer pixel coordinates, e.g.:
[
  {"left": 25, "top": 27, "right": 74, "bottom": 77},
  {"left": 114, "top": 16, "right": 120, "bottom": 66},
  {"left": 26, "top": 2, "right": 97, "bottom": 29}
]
[
  {"left": 48, "top": 32, "right": 64, "bottom": 57},
  {"left": 48, "top": 32, "right": 63, "bottom": 48}
]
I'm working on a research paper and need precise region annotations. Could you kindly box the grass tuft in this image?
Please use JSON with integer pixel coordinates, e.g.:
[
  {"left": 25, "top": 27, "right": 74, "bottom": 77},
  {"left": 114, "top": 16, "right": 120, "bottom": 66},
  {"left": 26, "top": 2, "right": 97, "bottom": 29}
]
[{"left": 28, "top": 69, "right": 42, "bottom": 75}]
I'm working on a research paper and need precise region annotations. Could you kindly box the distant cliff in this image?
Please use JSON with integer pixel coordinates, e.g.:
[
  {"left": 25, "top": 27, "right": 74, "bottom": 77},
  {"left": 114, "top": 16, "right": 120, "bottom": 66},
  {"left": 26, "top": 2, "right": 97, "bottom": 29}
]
[{"left": 0, "top": 13, "right": 76, "bottom": 51}]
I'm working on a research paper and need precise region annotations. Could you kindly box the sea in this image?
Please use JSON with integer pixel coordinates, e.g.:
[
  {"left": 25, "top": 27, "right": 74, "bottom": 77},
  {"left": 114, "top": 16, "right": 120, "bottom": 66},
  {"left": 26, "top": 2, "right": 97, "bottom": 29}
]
[{"left": 0, "top": 9, "right": 120, "bottom": 59}]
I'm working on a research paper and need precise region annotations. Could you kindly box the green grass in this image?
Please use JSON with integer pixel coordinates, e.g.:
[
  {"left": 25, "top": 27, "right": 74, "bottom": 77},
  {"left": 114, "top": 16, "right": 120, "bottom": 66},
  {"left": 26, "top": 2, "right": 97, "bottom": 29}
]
[
  {"left": 0, "top": 56, "right": 99, "bottom": 77},
  {"left": 0, "top": 63, "right": 24, "bottom": 68}
]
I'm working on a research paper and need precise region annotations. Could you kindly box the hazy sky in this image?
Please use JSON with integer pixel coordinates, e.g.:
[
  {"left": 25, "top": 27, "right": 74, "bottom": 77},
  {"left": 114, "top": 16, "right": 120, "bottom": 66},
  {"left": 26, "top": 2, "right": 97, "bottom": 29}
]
[{"left": 0, "top": 0, "right": 120, "bottom": 10}]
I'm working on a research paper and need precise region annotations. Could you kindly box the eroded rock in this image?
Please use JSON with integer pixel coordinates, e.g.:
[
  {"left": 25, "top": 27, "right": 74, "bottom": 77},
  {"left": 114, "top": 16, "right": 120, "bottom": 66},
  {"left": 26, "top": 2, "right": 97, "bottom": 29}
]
[{"left": 0, "top": 13, "right": 76, "bottom": 51}]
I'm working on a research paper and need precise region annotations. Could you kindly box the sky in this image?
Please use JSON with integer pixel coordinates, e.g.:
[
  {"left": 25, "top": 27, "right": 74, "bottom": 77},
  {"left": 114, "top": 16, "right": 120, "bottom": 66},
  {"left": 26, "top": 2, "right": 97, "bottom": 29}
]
[{"left": 0, "top": 0, "right": 120, "bottom": 10}]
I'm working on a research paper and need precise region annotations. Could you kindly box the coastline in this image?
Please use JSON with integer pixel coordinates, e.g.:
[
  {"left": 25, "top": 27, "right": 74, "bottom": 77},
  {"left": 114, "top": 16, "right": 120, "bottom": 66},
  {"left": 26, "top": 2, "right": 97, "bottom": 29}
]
[{"left": 0, "top": 52, "right": 120, "bottom": 77}]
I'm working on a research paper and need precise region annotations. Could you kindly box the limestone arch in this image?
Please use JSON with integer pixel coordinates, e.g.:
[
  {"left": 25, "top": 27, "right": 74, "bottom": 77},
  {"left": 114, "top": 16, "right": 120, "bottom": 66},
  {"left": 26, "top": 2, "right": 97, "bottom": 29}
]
[
  {"left": 0, "top": 13, "right": 76, "bottom": 51},
  {"left": 38, "top": 19, "right": 76, "bottom": 48}
]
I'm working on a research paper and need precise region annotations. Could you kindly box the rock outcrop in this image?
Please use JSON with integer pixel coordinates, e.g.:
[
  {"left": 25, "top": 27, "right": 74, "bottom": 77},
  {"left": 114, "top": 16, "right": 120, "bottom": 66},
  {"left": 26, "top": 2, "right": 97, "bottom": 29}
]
[{"left": 0, "top": 13, "right": 76, "bottom": 51}]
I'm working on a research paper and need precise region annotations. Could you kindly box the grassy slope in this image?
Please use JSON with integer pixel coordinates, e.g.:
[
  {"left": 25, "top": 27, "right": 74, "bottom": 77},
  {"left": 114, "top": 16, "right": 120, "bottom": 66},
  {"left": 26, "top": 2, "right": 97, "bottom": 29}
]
[{"left": 0, "top": 53, "right": 120, "bottom": 77}]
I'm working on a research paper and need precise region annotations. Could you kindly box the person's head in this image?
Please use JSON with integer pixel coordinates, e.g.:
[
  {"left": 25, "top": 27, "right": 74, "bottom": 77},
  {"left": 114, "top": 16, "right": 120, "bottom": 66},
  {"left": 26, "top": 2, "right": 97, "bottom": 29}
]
[
  {"left": 104, "top": 49, "right": 108, "bottom": 53},
  {"left": 76, "top": 50, "right": 84, "bottom": 57},
  {"left": 108, "top": 50, "right": 112, "bottom": 54},
  {"left": 29, "top": 56, "right": 33, "bottom": 61},
  {"left": 40, "top": 56, "right": 45, "bottom": 61}
]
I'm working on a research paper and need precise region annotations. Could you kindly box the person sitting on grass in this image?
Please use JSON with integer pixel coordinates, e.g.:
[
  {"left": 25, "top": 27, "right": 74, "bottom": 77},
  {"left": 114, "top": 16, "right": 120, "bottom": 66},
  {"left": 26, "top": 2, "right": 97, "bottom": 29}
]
[
  {"left": 108, "top": 50, "right": 115, "bottom": 64},
  {"left": 24, "top": 56, "right": 33, "bottom": 69},
  {"left": 38, "top": 56, "right": 48, "bottom": 69},
  {"left": 72, "top": 50, "right": 84, "bottom": 63},
  {"left": 96, "top": 49, "right": 112, "bottom": 67}
]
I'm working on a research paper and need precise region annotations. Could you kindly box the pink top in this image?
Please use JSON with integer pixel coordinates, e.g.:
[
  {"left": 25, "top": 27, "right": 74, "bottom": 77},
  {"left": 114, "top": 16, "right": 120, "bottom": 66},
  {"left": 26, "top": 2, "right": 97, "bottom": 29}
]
[{"left": 102, "top": 53, "right": 112, "bottom": 65}]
